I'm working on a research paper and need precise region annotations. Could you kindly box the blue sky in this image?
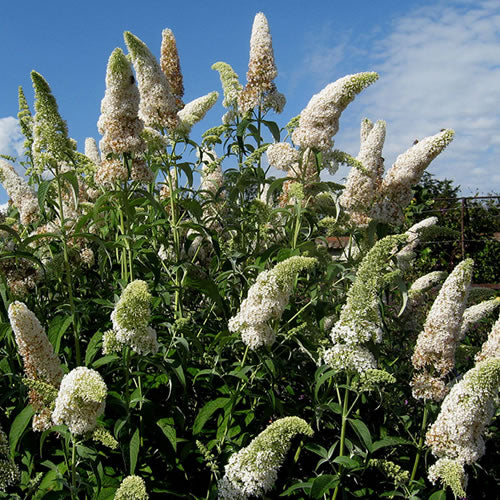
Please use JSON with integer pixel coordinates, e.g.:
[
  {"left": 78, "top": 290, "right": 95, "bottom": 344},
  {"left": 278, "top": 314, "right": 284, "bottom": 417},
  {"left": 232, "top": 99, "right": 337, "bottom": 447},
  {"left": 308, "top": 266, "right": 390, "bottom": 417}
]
[{"left": 1, "top": 0, "right": 499, "bottom": 203}]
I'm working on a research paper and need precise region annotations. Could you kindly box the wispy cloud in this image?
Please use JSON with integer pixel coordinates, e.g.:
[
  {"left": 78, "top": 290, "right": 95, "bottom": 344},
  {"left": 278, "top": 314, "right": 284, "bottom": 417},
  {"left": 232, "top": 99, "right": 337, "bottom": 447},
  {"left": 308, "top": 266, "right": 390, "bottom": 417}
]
[
  {"left": 312, "top": 1, "right": 500, "bottom": 194},
  {"left": 0, "top": 116, "right": 24, "bottom": 158}
]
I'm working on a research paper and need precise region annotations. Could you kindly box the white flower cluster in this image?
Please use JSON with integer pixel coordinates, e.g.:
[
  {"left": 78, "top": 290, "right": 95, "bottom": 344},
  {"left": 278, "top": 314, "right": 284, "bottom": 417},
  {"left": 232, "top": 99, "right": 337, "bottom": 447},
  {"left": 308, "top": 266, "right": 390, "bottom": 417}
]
[
  {"left": 292, "top": 73, "right": 378, "bottom": 152},
  {"left": 266, "top": 142, "right": 300, "bottom": 172},
  {"left": 109, "top": 280, "right": 159, "bottom": 355},
  {"left": 339, "top": 119, "right": 386, "bottom": 225},
  {"left": 371, "top": 130, "right": 454, "bottom": 224},
  {"left": 323, "top": 344, "right": 376, "bottom": 373},
  {"left": 115, "top": 475, "right": 149, "bottom": 500},
  {"left": 238, "top": 13, "right": 283, "bottom": 114},
  {"left": 8, "top": 301, "right": 62, "bottom": 387},
  {"left": 176, "top": 91, "right": 219, "bottom": 136},
  {"left": 200, "top": 150, "right": 224, "bottom": 196},
  {"left": 427, "top": 458, "right": 467, "bottom": 498},
  {"left": 84, "top": 137, "right": 101, "bottom": 165},
  {"left": 425, "top": 358, "right": 500, "bottom": 465},
  {"left": 475, "top": 314, "right": 500, "bottom": 363},
  {"left": 52, "top": 367, "right": 107, "bottom": 435},
  {"left": 409, "top": 271, "right": 448, "bottom": 296},
  {"left": 97, "top": 48, "right": 145, "bottom": 156},
  {"left": 396, "top": 217, "right": 438, "bottom": 267},
  {"left": 228, "top": 256, "right": 317, "bottom": 349},
  {"left": 160, "top": 28, "right": 184, "bottom": 110},
  {"left": 218, "top": 417, "right": 313, "bottom": 499},
  {"left": 460, "top": 298, "right": 500, "bottom": 341},
  {"left": 212, "top": 62, "right": 242, "bottom": 123},
  {"left": 0, "top": 160, "right": 39, "bottom": 225},
  {"left": 411, "top": 259, "right": 474, "bottom": 400},
  {"left": 124, "top": 31, "right": 178, "bottom": 129}
]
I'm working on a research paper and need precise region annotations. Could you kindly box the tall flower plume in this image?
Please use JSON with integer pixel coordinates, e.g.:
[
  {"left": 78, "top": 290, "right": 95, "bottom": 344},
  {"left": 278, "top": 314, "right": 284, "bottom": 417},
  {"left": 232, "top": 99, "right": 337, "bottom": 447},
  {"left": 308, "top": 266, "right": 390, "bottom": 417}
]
[
  {"left": 291, "top": 73, "right": 378, "bottom": 152},
  {"left": 31, "top": 71, "right": 73, "bottom": 173},
  {"left": 8, "top": 301, "right": 63, "bottom": 430},
  {"left": 52, "top": 367, "right": 107, "bottom": 435},
  {"left": 0, "top": 160, "right": 39, "bottom": 225},
  {"left": 212, "top": 61, "right": 242, "bottom": 123},
  {"left": 17, "top": 86, "right": 33, "bottom": 157},
  {"left": 475, "top": 314, "right": 500, "bottom": 362},
  {"left": 411, "top": 259, "right": 474, "bottom": 401},
  {"left": 340, "top": 118, "right": 386, "bottom": 225},
  {"left": 218, "top": 417, "right": 313, "bottom": 499},
  {"left": 105, "top": 280, "right": 159, "bottom": 355},
  {"left": 371, "top": 129, "right": 454, "bottom": 224},
  {"left": 238, "top": 12, "right": 285, "bottom": 114},
  {"left": 425, "top": 358, "right": 500, "bottom": 497},
  {"left": 460, "top": 298, "right": 500, "bottom": 342},
  {"left": 228, "top": 256, "right": 317, "bottom": 349},
  {"left": 124, "top": 31, "right": 178, "bottom": 129},
  {"left": 97, "top": 47, "right": 145, "bottom": 156},
  {"left": 160, "top": 28, "right": 184, "bottom": 110},
  {"left": 176, "top": 91, "right": 219, "bottom": 136}
]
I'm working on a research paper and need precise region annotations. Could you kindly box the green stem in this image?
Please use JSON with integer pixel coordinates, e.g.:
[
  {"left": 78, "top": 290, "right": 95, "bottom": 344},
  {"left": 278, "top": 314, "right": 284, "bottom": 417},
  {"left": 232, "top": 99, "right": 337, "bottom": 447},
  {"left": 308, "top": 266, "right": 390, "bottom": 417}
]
[
  {"left": 410, "top": 403, "right": 429, "bottom": 484},
  {"left": 332, "top": 375, "right": 351, "bottom": 500},
  {"left": 70, "top": 436, "right": 77, "bottom": 500}
]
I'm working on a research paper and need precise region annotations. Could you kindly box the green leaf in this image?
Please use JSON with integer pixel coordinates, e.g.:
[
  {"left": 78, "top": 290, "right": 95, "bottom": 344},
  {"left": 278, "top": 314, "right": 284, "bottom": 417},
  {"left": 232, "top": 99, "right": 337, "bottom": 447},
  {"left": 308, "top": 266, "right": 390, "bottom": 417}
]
[
  {"left": 192, "top": 397, "right": 231, "bottom": 435},
  {"left": 428, "top": 491, "right": 446, "bottom": 500},
  {"left": 310, "top": 474, "right": 338, "bottom": 498},
  {"left": 47, "top": 315, "right": 73, "bottom": 355},
  {"left": 263, "top": 120, "right": 281, "bottom": 142},
  {"left": 157, "top": 418, "right": 177, "bottom": 451},
  {"left": 371, "top": 436, "right": 409, "bottom": 452},
  {"left": 129, "top": 428, "right": 140, "bottom": 475},
  {"left": 60, "top": 169, "right": 79, "bottom": 207},
  {"left": 280, "top": 481, "right": 312, "bottom": 496},
  {"left": 396, "top": 274, "right": 409, "bottom": 317},
  {"left": 85, "top": 330, "right": 103, "bottom": 366},
  {"left": 333, "top": 456, "right": 360, "bottom": 469},
  {"left": 37, "top": 179, "right": 52, "bottom": 213},
  {"left": 9, "top": 405, "right": 34, "bottom": 456},
  {"left": 348, "top": 418, "right": 373, "bottom": 452}
]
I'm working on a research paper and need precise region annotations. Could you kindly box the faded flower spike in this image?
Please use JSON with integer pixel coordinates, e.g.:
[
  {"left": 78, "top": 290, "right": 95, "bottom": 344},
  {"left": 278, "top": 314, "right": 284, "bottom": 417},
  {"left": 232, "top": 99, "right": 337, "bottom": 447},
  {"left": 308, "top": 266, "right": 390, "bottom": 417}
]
[
  {"left": 238, "top": 12, "right": 285, "bottom": 114},
  {"left": 97, "top": 48, "right": 145, "bottom": 156},
  {"left": 110, "top": 280, "right": 159, "bottom": 355},
  {"left": 228, "top": 256, "right": 317, "bottom": 349},
  {"left": 160, "top": 28, "right": 184, "bottom": 110},
  {"left": 218, "top": 417, "right": 313, "bottom": 499},
  {"left": 176, "top": 91, "right": 219, "bottom": 136},
  {"left": 292, "top": 73, "right": 378, "bottom": 152},
  {"left": 31, "top": 71, "right": 74, "bottom": 173},
  {"left": 52, "top": 367, "right": 107, "bottom": 435},
  {"left": 124, "top": 31, "right": 178, "bottom": 129},
  {"left": 411, "top": 259, "right": 474, "bottom": 401},
  {"left": 115, "top": 475, "right": 149, "bottom": 500},
  {"left": 0, "top": 160, "right": 39, "bottom": 225}
]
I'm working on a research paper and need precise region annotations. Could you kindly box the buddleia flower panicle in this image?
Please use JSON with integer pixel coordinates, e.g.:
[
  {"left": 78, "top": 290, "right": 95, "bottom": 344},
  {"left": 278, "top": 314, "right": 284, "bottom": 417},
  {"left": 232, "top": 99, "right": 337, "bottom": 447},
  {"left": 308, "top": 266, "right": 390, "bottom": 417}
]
[
  {"left": 409, "top": 271, "right": 448, "bottom": 296},
  {"left": 160, "top": 28, "right": 184, "bottom": 110},
  {"left": 84, "top": 137, "right": 101, "bottom": 166},
  {"left": 228, "top": 256, "right": 317, "bottom": 349},
  {"left": 176, "top": 91, "right": 219, "bottom": 136},
  {"left": 238, "top": 12, "right": 285, "bottom": 114},
  {"left": 427, "top": 458, "right": 467, "bottom": 498},
  {"left": 124, "top": 31, "right": 178, "bottom": 129},
  {"left": 8, "top": 301, "right": 63, "bottom": 430},
  {"left": 475, "top": 314, "right": 500, "bottom": 362},
  {"left": 0, "top": 159, "right": 39, "bottom": 225},
  {"left": 97, "top": 47, "right": 145, "bottom": 158},
  {"left": 460, "top": 298, "right": 500, "bottom": 342},
  {"left": 0, "top": 422, "right": 19, "bottom": 491},
  {"left": 92, "top": 426, "right": 118, "bottom": 449},
  {"left": 266, "top": 142, "right": 300, "bottom": 173},
  {"left": 31, "top": 71, "right": 74, "bottom": 173},
  {"left": 291, "top": 73, "right": 378, "bottom": 152},
  {"left": 372, "top": 129, "right": 454, "bottom": 224},
  {"left": 396, "top": 216, "right": 438, "bottom": 268},
  {"left": 115, "top": 475, "right": 149, "bottom": 500},
  {"left": 110, "top": 280, "right": 159, "bottom": 355},
  {"left": 425, "top": 358, "right": 500, "bottom": 497},
  {"left": 411, "top": 259, "right": 474, "bottom": 401},
  {"left": 340, "top": 118, "right": 386, "bottom": 225},
  {"left": 200, "top": 149, "right": 224, "bottom": 196},
  {"left": 17, "top": 85, "right": 33, "bottom": 157},
  {"left": 52, "top": 366, "right": 107, "bottom": 435},
  {"left": 218, "top": 417, "right": 313, "bottom": 499},
  {"left": 212, "top": 61, "right": 242, "bottom": 123}
]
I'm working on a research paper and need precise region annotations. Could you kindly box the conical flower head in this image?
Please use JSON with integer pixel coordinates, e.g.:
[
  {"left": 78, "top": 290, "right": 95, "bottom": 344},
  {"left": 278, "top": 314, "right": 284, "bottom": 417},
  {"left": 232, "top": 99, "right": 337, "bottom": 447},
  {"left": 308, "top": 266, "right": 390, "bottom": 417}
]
[
  {"left": 475, "top": 314, "right": 500, "bottom": 362},
  {"left": 460, "top": 298, "right": 500, "bottom": 343},
  {"left": 212, "top": 62, "right": 242, "bottom": 109},
  {"left": 0, "top": 160, "right": 39, "bottom": 225},
  {"left": 115, "top": 475, "right": 149, "bottom": 500},
  {"left": 218, "top": 417, "right": 313, "bottom": 499},
  {"left": 372, "top": 129, "right": 455, "bottom": 224},
  {"left": 31, "top": 71, "right": 73, "bottom": 172},
  {"left": 238, "top": 13, "right": 283, "bottom": 113},
  {"left": 97, "top": 47, "right": 145, "bottom": 155},
  {"left": 52, "top": 367, "right": 107, "bottom": 435},
  {"left": 124, "top": 31, "right": 178, "bottom": 129},
  {"left": 292, "top": 72, "right": 379, "bottom": 152},
  {"left": 160, "top": 28, "right": 184, "bottom": 109},
  {"left": 176, "top": 91, "right": 219, "bottom": 136},
  {"left": 17, "top": 85, "right": 33, "bottom": 155}
]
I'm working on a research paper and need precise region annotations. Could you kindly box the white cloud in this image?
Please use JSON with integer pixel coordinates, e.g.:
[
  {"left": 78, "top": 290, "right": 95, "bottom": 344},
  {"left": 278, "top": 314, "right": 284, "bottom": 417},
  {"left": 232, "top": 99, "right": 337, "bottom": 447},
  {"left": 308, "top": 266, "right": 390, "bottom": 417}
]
[
  {"left": 313, "top": 1, "right": 500, "bottom": 194},
  {"left": 0, "top": 116, "right": 24, "bottom": 158}
]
